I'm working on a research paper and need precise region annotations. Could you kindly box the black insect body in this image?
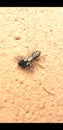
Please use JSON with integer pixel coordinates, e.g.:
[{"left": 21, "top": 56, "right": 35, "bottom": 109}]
[
  {"left": 18, "top": 50, "right": 41, "bottom": 70},
  {"left": 18, "top": 58, "right": 32, "bottom": 68}
]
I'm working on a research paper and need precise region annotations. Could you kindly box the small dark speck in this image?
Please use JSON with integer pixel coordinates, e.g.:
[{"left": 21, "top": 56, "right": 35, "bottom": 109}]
[
  {"left": 14, "top": 19, "right": 18, "bottom": 21},
  {"left": 21, "top": 18, "right": 24, "bottom": 20},
  {"left": 12, "top": 101, "right": 15, "bottom": 104},
  {"left": 15, "top": 79, "right": 18, "bottom": 81},
  {"left": 4, "top": 99, "right": 7, "bottom": 102},
  {"left": 39, "top": 82, "right": 42, "bottom": 85},
  {"left": 34, "top": 79, "right": 36, "bottom": 82},
  {"left": 15, "top": 36, "right": 21, "bottom": 40},
  {"left": 24, "top": 28, "right": 26, "bottom": 30},
  {"left": 26, "top": 110, "right": 29, "bottom": 113},
  {"left": 50, "top": 29, "right": 52, "bottom": 32},
  {"left": 20, "top": 81, "right": 23, "bottom": 84},
  {"left": 55, "top": 24, "right": 57, "bottom": 26},
  {"left": 28, "top": 40, "right": 31, "bottom": 42}
]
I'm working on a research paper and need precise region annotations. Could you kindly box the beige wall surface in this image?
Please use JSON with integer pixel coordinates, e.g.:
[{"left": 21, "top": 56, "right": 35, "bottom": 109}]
[{"left": 0, "top": 7, "right": 63, "bottom": 122}]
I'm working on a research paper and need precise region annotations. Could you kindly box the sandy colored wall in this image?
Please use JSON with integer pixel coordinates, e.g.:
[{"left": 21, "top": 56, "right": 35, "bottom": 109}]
[{"left": 0, "top": 7, "right": 63, "bottom": 123}]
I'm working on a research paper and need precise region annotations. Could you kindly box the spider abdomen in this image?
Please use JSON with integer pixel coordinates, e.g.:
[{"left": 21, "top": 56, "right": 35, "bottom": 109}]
[{"left": 32, "top": 51, "right": 41, "bottom": 59}]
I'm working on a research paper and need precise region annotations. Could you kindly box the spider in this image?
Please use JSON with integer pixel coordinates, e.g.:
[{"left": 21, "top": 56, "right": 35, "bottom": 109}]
[{"left": 15, "top": 44, "right": 45, "bottom": 72}]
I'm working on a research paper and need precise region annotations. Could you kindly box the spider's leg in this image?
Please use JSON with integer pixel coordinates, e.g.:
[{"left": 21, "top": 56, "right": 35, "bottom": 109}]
[
  {"left": 14, "top": 55, "right": 24, "bottom": 61},
  {"left": 35, "top": 54, "right": 47, "bottom": 69},
  {"left": 26, "top": 43, "right": 38, "bottom": 57},
  {"left": 32, "top": 43, "right": 38, "bottom": 54},
  {"left": 37, "top": 62, "right": 44, "bottom": 69},
  {"left": 28, "top": 62, "right": 34, "bottom": 72},
  {"left": 34, "top": 59, "right": 44, "bottom": 69},
  {"left": 26, "top": 45, "right": 30, "bottom": 57}
]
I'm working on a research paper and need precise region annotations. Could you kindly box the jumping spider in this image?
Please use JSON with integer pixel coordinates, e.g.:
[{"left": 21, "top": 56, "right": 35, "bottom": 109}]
[{"left": 15, "top": 44, "right": 44, "bottom": 72}]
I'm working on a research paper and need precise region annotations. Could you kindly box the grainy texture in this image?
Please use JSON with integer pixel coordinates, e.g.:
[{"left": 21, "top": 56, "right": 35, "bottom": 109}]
[{"left": 0, "top": 7, "right": 63, "bottom": 123}]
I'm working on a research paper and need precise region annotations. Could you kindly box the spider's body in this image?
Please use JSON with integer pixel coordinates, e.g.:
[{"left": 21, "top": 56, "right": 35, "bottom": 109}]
[{"left": 18, "top": 50, "right": 41, "bottom": 69}]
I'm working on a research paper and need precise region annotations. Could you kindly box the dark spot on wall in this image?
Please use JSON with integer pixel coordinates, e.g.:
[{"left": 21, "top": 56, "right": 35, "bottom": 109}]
[
  {"left": 21, "top": 18, "right": 24, "bottom": 20},
  {"left": 14, "top": 19, "right": 18, "bottom": 21},
  {"left": 26, "top": 110, "right": 29, "bottom": 114},
  {"left": 15, "top": 79, "right": 18, "bottom": 81},
  {"left": 39, "top": 82, "right": 42, "bottom": 85},
  {"left": 50, "top": 29, "right": 52, "bottom": 32},
  {"left": 34, "top": 79, "right": 36, "bottom": 82},
  {"left": 12, "top": 101, "right": 15, "bottom": 104},
  {"left": 55, "top": 24, "right": 57, "bottom": 26},
  {"left": 24, "top": 28, "right": 26, "bottom": 30},
  {"left": 15, "top": 36, "right": 21, "bottom": 40},
  {"left": 28, "top": 40, "right": 31, "bottom": 42},
  {"left": 20, "top": 81, "right": 23, "bottom": 84},
  {"left": 4, "top": 99, "right": 7, "bottom": 102}
]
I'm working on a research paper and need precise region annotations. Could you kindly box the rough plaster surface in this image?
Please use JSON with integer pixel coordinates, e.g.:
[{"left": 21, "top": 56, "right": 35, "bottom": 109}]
[{"left": 0, "top": 7, "right": 63, "bottom": 123}]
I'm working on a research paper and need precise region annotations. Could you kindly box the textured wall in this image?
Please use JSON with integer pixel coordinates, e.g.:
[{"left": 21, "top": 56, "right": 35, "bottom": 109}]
[{"left": 0, "top": 7, "right": 63, "bottom": 122}]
